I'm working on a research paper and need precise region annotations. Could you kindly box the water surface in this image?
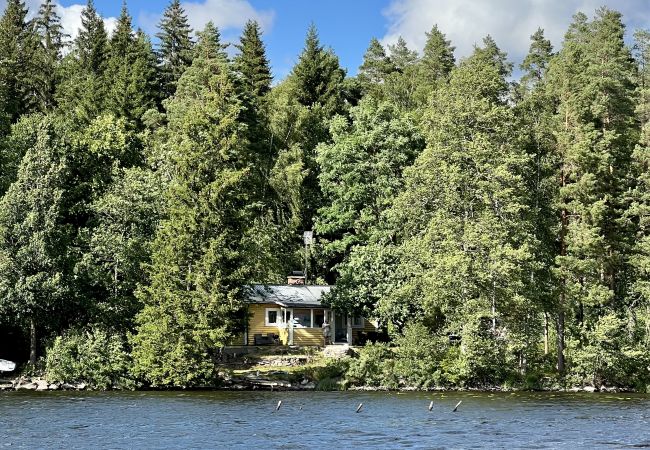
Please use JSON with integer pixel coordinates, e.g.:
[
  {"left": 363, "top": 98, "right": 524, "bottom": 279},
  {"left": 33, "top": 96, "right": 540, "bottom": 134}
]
[{"left": 1, "top": 390, "right": 648, "bottom": 449}]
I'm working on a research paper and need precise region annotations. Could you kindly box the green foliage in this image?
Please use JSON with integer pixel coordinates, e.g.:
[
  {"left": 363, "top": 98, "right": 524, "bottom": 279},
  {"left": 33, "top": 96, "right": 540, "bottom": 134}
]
[
  {"left": 0, "top": 117, "right": 74, "bottom": 362},
  {"left": 0, "top": 0, "right": 39, "bottom": 128},
  {"left": 0, "top": 4, "right": 650, "bottom": 392},
  {"left": 568, "top": 314, "right": 650, "bottom": 388},
  {"left": 130, "top": 23, "right": 250, "bottom": 387},
  {"left": 45, "top": 327, "right": 135, "bottom": 389},
  {"left": 56, "top": 0, "right": 109, "bottom": 123},
  {"left": 33, "top": 0, "right": 65, "bottom": 112},
  {"left": 156, "top": 0, "right": 193, "bottom": 98},
  {"left": 345, "top": 343, "right": 396, "bottom": 388},
  {"left": 105, "top": 7, "right": 159, "bottom": 128}
]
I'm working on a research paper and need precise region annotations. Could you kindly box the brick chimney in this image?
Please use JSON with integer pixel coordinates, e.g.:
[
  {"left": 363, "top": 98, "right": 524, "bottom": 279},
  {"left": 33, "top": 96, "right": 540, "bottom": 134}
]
[{"left": 287, "top": 271, "right": 306, "bottom": 285}]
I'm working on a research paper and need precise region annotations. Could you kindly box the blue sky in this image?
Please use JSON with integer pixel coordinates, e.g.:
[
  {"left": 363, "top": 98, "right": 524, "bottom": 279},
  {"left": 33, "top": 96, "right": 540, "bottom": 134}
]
[
  {"left": 56, "top": 0, "right": 394, "bottom": 81},
  {"left": 7, "top": 0, "right": 650, "bottom": 82}
]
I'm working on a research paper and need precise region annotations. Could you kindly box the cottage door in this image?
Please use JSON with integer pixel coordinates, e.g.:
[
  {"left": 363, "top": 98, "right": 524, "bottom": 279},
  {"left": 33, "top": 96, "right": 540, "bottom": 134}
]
[{"left": 334, "top": 313, "right": 347, "bottom": 343}]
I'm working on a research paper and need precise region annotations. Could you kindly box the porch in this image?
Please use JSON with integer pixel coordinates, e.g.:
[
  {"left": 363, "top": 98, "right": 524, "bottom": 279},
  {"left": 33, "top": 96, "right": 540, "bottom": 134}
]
[{"left": 246, "top": 303, "right": 358, "bottom": 346}]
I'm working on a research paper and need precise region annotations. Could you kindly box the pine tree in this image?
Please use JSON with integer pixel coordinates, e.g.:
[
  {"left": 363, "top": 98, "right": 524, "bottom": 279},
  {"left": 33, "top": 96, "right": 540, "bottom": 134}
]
[
  {"left": 357, "top": 38, "right": 396, "bottom": 98},
  {"left": 131, "top": 22, "right": 250, "bottom": 387},
  {"left": 515, "top": 28, "right": 557, "bottom": 356},
  {"left": 33, "top": 0, "right": 65, "bottom": 112},
  {"left": 0, "top": 0, "right": 39, "bottom": 129},
  {"left": 520, "top": 28, "right": 553, "bottom": 91},
  {"left": 626, "top": 29, "right": 650, "bottom": 343},
  {"left": 156, "top": 0, "right": 194, "bottom": 99},
  {"left": 547, "top": 9, "right": 637, "bottom": 372}
]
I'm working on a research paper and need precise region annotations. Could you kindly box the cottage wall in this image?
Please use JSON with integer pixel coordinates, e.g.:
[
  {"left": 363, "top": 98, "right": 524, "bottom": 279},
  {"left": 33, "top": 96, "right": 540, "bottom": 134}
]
[{"left": 247, "top": 303, "right": 281, "bottom": 345}]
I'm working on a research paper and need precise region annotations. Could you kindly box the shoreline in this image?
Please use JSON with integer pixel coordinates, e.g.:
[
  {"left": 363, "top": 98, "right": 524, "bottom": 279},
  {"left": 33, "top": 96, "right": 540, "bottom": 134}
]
[{"left": 0, "top": 375, "right": 634, "bottom": 394}]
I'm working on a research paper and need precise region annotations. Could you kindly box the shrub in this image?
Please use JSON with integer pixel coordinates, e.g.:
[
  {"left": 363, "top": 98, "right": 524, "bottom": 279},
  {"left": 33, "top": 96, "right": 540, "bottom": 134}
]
[
  {"left": 567, "top": 314, "right": 650, "bottom": 388},
  {"left": 45, "top": 327, "right": 135, "bottom": 390},
  {"left": 393, "top": 323, "right": 446, "bottom": 388},
  {"left": 345, "top": 342, "right": 397, "bottom": 388}
]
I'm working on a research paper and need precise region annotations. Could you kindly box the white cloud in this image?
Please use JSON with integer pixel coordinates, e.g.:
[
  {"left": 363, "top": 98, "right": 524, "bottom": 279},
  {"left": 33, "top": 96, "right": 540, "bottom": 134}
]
[
  {"left": 381, "top": 0, "right": 650, "bottom": 64},
  {"left": 0, "top": 0, "right": 117, "bottom": 43},
  {"left": 57, "top": 4, "right": 118, "bottom": 42},
  {"left": 138, "top": 0, "right": 275, "bottom": 37}
]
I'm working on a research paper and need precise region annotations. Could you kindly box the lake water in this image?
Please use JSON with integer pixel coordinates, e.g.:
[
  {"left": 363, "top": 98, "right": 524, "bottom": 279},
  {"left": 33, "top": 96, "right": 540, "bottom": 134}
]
[{"left": 1, "top": 390, "right": 649, "bottom": 449}]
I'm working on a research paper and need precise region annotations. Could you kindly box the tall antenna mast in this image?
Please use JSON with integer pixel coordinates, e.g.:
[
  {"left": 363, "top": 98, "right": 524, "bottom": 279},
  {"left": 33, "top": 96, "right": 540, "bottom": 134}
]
[{"left": 303, "top": 231, "right": 313, "bottom": 283}]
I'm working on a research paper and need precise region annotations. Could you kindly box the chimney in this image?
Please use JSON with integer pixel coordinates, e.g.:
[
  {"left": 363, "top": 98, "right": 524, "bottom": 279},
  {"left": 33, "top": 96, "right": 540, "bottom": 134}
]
[{"left": 287, "top": 271, "right": 306, "bottom": 285}]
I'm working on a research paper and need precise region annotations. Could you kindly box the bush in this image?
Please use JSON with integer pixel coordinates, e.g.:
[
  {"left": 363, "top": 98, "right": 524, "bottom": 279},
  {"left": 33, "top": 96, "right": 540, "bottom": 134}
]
[
  {"left": 345, "top": 342, "right": 397, "bottom": 388},
  {"left": 45, "top": 327, "right": 135, "bottom": 389},
  {"left": 392, "top": 323, "right": 446, "bottom": 388},
  {"left": 567, "top": 314, "right": 650, "bottom": 388}
]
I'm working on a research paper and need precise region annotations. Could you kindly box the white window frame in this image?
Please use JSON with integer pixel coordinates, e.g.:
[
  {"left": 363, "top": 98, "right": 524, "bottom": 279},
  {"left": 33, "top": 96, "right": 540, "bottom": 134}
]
[
  {"left": 292, "top": 308, "right": 312, "bottom": 328},
  {"left": 265, "top": 308, "right": 282, "bottom": 326},
  {"left": 352, "top": 316, "right": 364, "bottom": 328}
]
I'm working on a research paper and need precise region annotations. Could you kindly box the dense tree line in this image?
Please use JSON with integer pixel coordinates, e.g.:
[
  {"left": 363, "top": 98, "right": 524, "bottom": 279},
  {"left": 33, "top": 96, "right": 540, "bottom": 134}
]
[{"left": 0, "top": 0, "right": 649, "bottom": 389}]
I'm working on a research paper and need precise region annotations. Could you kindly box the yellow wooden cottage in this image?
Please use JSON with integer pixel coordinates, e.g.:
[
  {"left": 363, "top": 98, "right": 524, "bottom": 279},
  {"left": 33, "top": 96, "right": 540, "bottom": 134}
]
[{"left": 243, "top": 274, "right": 377, "bottom": 347}]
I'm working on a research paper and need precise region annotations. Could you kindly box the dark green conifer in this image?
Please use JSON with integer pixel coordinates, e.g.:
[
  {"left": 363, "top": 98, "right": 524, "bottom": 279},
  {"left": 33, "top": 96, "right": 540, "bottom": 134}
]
[
  {"left": 0, "top": 0, "right": 39, "bottom": 128},
  {"left": 33, "top": 0, "right": 66, "bottom": 111},
  {"left": 156, "top": 0, "right": 194, "bottom": 98},
  {"left": 357, "top": 38, "right": 396, "bottom": 99}
]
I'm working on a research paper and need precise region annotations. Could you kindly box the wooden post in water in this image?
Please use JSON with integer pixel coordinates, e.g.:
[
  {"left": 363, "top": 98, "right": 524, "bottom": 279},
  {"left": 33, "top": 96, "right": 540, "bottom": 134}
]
[
  {"left": 276, "top": 400, "right": 282, "bottom": 411},
  {"left": 428, "top": 401, "right": 434, "bottom": 411},
  {"left": 453, "top": 401, "right": 462, "bottom": 412},
  {"left": 356, "top": 403, "right": 363, "bottom": 413}
]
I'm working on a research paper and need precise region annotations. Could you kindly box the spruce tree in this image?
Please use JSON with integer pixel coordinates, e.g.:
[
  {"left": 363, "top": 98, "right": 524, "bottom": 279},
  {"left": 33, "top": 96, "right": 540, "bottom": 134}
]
[
  {"left": 131, "top": 22, "right": 250, "bottom": 387},
  {"left": 233, "top": 20, "right": 273, "bottom": 201},
  {"left": 0, "top": 0, "right": 39, "bottom": 128},
  {"left": 105, "top": 4, "right": 158, "bottom": 127},
  {"left": 385, "top": 36, "right": 420, "bottom": 111},
  {"left": 414, "top": 26, "right": 455, "bottom": 104},
  {"left": 277, "top": 24, "right": 346, "bottom": 233},
  {"left": 156, "top": 0, "right": 194, "bottom": 99},
  {"left": 33, "top": 0, "right": 65, "bottom": 112},
  {"left": 76, "top": 0, "right": 108, "bottom": 76},
  {"left": 291, "top": 24, "right": 345, "bottom": 115},
  {"left": 56, "top": 0, "right": 109, "bottom": 122},
  {"left": 234, "top": 20, "right": 271, "bottom": 98}
]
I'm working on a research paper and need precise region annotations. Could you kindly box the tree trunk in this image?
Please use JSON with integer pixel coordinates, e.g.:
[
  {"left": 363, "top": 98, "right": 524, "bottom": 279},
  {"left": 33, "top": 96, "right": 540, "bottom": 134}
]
[
  {"left": 29, "top": 318, "right": 37, "bottom": 366},
  {"left": 557, "top": 309, "right": 565, "bottom": 373},
  {"left": 544, "top": 312, "right": 549, "bottom": 355}
]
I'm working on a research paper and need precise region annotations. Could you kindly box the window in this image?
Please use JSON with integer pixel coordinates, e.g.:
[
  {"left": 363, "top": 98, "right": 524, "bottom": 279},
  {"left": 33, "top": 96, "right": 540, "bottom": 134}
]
[
  {"left": 265, "top": 308, "right": 281, "bottom": 326},
  {"left": 352, "top": 316, "right": 364, "bottom": 328},
  {"left": 294, "top": 309, "right": 311, "bottom": 328},
  {"left": 313, "top": 309, "right": 325, "bottom": 328},
  {"left": 283, "top": 309, "right": 292, "bottom": 323}
]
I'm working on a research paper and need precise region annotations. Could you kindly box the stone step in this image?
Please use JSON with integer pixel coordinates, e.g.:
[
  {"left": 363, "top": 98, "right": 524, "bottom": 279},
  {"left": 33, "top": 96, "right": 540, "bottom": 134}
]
[{"left": 322, "top": 344, "right": 352, "bottom": 358}]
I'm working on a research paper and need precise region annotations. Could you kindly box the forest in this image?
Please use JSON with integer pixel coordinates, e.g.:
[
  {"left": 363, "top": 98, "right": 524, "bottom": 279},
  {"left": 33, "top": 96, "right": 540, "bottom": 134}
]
[{"left": 1, "top": 0, "right": 650, "bottom": 390}]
